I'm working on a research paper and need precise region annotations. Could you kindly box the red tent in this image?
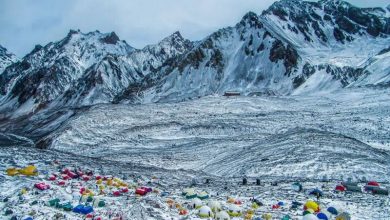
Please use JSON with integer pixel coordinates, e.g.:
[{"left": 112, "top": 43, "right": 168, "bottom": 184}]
[
  {"left": 57, "top": 181, "right": 66, "bottom": 186},
  {"left": 82, "top": 175, "right": 91, "bottom": 181},
  {"left": 35, "top": 183, "right": 50, "bottom": 190},
  {"left": 367, "top": 181, "right": 380, "bottom": 187},
  {"left": 68, "top": 171, "right": 78, "bottom": 179},
  {"left": 335, "top": 185, "right": 346, "bottom": 192},
  {"left": 113, "top": 191, "right": 121, "bottom": 197},
  {"left": 135, "top": 188, "right": 147, "bottom": 196}
]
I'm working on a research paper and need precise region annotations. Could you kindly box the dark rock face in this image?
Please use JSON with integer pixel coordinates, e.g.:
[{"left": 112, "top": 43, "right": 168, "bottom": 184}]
[
  {"left": 101, "top": 32, "right": 120, "bottom": 44},
  {"left": 335, "top": 16, "right": 359, "bottom": 34},
  {"left": 333, "top": 27, "right": 346, "bottom": 42},
  {"left": 269, "top": 40, "right": 299, "bottom": 75},
  {"left": 293, "top": 63, "right": 316, "bottom": 88}
]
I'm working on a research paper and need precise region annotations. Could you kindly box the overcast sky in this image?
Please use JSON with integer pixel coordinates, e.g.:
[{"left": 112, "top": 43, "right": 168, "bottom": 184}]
[{"left": 0, "top": 0, "right": 388, "bottom": 57}]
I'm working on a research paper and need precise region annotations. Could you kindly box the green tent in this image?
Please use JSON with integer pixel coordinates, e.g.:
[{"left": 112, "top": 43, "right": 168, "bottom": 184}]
[{"left": 48, "top": 198, "right": 60, "bottom": 207}]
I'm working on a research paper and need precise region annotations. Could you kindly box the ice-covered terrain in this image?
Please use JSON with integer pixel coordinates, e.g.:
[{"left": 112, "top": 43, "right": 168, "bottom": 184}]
[
  {"left": 1, "top": 88, "right": 390, "bottom": 219},
  {"left": 51, "top": 88, "right": 390, "bottom": 182}
]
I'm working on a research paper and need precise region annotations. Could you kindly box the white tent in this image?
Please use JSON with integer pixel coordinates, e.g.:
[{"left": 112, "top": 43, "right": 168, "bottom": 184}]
[{"left": 215, "top": 211, "right": 230, "bottom": 220}]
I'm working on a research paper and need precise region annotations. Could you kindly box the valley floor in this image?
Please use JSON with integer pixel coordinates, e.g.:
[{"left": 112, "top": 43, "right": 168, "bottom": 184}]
[{"left": 1, "top": 87, "right": 390, "bottom": 219}]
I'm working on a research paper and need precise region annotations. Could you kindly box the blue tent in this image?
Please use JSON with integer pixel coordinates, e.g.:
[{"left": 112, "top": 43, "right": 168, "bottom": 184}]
[
  {"left": 73, "top": 205, "right": 93, "bottom": 215},
  {"left": 278, "top": 201, "right": 285, "bottom": 206},
  {"left": 317, "top": 212, "right": 328, "bottom": 220},
  {"left": 327, "top": 207, "right": 338, "bottom": 215},
  {"left": 309, "top": 189, "right": 323, "bottom": 197}
]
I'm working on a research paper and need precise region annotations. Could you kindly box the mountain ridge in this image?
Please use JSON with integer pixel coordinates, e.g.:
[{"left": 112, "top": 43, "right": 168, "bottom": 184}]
[{"left": 0, "top": 0, "right": 389, "bottom": 116}]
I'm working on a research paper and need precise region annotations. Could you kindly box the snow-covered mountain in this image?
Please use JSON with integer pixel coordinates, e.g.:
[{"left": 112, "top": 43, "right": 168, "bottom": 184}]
[
  {"left": 136, "top": 0, "right": 390, "bottom": 102},
  {"left": 0, "top": 0, "right": 389, "bottom": 115},
  {"left": 0, "top": 30, "right": 134, "bottom": 113},
  {"left": 0, "top": 45, "right": 18, "bottom": 74},
  {"left": 59, "top": 31, "right": 193, "bottom": 107},
  {"left": 0, "top": 30, "right": 192, "bottom": 114}
]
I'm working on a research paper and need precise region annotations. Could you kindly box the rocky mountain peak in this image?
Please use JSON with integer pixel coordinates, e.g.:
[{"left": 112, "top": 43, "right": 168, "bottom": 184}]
[
  {"left": 0, "top": 45, "right": 18, "bottom": 74},
  {"left": 100, "top": 31, "right": 120, "bottom": 44}
]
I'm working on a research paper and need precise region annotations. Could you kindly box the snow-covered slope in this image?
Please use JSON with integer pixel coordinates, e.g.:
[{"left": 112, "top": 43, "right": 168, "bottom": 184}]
[
  {"left": 58, "top": 31, "right": 193, "bottom": 107},
  {"left": 0, "top": 45, "right": 18, "bottom": 74},
  {"left": 0, "top": 31, "right": 193, "bottom": 114},
  {"left": 133, "top": 0, "right": 390, "bottom": 102},
  {"left": 0, "top": 30, "right": 134, "bottom": 114},
  {"left": 51, "top": 89, "right": 390, "bottom": 181},
  {"left": 350, "top": 47, "right": 390, "bottom": 87},
  {"left": 0, "top": 0, "right": 389, "bottom": 115}
]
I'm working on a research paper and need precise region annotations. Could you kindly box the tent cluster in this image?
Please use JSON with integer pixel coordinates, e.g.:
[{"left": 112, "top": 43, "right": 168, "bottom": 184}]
[
  {"left": 334, "top": 180, "right": 389, "bottom": 196},
  {"left": 3, "top": 163, "right": 162, "bottom": 219},
  {"left": 2, "top": 161, "right": 379, "bottom": 219},
  {"left": 182, "top": 188, "right": 210, "bottom": 200},
  {"left": 302, "top": 200, "right": 351, "bottom": 220},
  {"left": 6, "top": 165, "right": 38, "bottom": 176}
]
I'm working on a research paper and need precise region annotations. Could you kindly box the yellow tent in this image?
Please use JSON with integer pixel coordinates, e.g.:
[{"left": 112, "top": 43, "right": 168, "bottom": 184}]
[
  {"left": 305, "top": 200, "right": 319, "bottom": 212},
  {"left": 6, "top": 168, "right": 19, "bottom": 176},
  {"left": 18, "top": 165, "right": 38, "bottom": 176},
  {"left": 262, "top": 213, "right": 272, "bottom": 220}
]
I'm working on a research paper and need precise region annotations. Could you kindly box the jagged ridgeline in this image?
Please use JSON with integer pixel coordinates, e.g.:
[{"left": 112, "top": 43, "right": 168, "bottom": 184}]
[{"left": 0, "top": 0, "right": 389, "bottom": 115}]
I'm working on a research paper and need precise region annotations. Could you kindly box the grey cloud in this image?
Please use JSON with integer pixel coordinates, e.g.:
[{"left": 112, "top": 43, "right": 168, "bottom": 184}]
[{"left": 0, "top": 0, "right": 388, "bottom": 57}]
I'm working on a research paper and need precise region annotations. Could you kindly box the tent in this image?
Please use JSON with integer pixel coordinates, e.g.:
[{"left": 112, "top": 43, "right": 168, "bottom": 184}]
[
  {"left": 317, "top": 212, "right": 329, "bottom": 220},
  {"left": 372, "top": 187, "right": 389, "bottom": 195},
  {"left": 304, "top": 200, "right": 320, "bottom": 212},
  {"left": 261, "top": 213, "right": 272, "bottom": 220},
  {"left": 309, "top": 189, "right": 323, "bottom": 197},
  {"left": 253, "top": 198, "right": 263, "bottom": 206},
  {"left": 215, "top": 211, "right": 230, "bottom": 220},
  {"left": 18, "top": 165, "right": 38, "bottom": 176},
  {"left": 62, "top": 203, "right": 73, "bottom": 211},
  {"left": 186, "top": 190, "right": 198, "bottom": 199},
  {"left": 34, "top": 183, "right": 50, "bottom": 191},
  {"left": 73, "top": 205, "right": 93, "bottom": 215},
  {"left": 303, "top": 214, "right": 319, "bottom": 220},
  {"left": 208, "top": 200, "right": 222, "bottom": 212},
  {"left": 364, "top": 185, "right": 379, "bottom": 192},
  {"left": 227, "top": 204, "right": 242, "bottom": 217},
  {"left": 198, "top": 206, "right": 213, "bottom": 218},
  {"left": 48, "top": 198, "right": 60, "bottom": 207},
  {"left": 281, "top": 215, "right": 291, "bottom": 220},
  {"left": 336, "top": 212, "right": 351, "bottom": 220},
  {"left": 367, "top": 181, "right": 380, "bottom": 187},
  {"left": 135, "top": 188, "right": 147, "bottom": 196},
  {"left": 198, "top": 191, "right": 209, "bottom": 200},
  {"left": 335, "top": 185, "right": 346, "bottom": 192},
  {"left": 182, "top": 188, "right": 193, "bottom": 196},
  {"left": 190, "top": 198, "right": 203, "bottom": 209},
  {"left": 327, "top": 207, "right": 338, "bottom": 215},
  {"left": 179, "top": 209, "right": 188, "bottom": 215},
  {"left": 6, "top": 168, "right": 19, "bottom": 176},
  {"left": 292, "top": 182, "right": 303, "bottom": 192},
  {"left": 345, "top": 185, "right": 361, "bottom": 193}
]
